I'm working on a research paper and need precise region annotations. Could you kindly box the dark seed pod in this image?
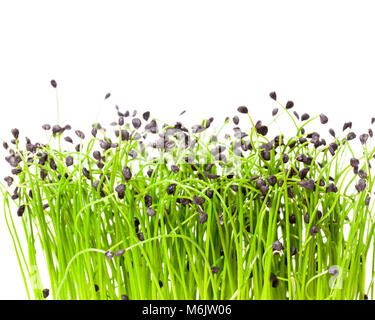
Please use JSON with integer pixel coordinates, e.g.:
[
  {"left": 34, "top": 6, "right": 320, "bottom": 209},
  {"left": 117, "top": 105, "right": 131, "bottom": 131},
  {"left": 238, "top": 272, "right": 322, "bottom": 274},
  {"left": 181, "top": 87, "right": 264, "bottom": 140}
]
[
  {"left": 104, "top": 93, "right": 111, "bottom": 99},
  {"left": 304, "top": 212, "right": 310, "bottom": 224},
  {"left": 272, "top": 108, "right": 278, "bottom": 116},
  {"left": 143, "top": 111, "right": 150, "bottom": 121},
  {"left": 115, "top": 184, "right": 126, "bottom": 199},
  {"left": 285, "top": 101, "right": 294, "bottom": 109},
  {"left": 64, "top": 136, "right": 73, "bottom": 144},
  {"left": 269, "top": 91, "right": 277, "bottom": 100},
  {"left": 290, "top": 246, "right": 298, "bottom": 256},
  {"left": 11, "top": 168, "right": 22, "bottom": 175},
  {"left": 270, "top": 273, "right": 279, "bottom": 288},
  {"left": 75, "top": 144, "right": 81, "bottom": 152},
  {"left": 144, "top": 195, "right": 153, "bottom": 207},
  {"left": 257, "top": 125, "right": 268, "bottom": 136},
  {"left": 237, "top": 106, "right": 248, "bottom": 114},
  {"left": 42, "top": 124, "right": 51, "bottom": 130},
  {"left": 116, "top": 249, "right": 126, "bottom": 257},
  {"left": 91, "top": 127, "right": 97, "bottom": 137},
  {"left": 289, "top": 214, "right": 296, "bottom": 224},
  {"left": 320, "top": 114, "right": 328, "bottom": 124},
  {"left": 358, "top": 169, "right": 367, "bottom": 179},
  {"left": 193, "top": 196, "right": 205, "bottom": 206},
  {"left": 329, "top": 128, "right": 336, "bottom": 138},
  {"left": 11, "top": 128, "right": 19, "bottom": 139},
  {"left": 211, "top": 266, "right": 220, "bottom": 274},
  {"left": 166, "top": 184, "right": 177, "bottom": 195},
  {"left": 171, "top": 164, "right": 179, "bottom": 173},
  {"left": 93, "top": 151, "right": 101, "bottom": 160},
  {"left": 99, "top": 140, "right": 111, "bottom": 150},
  {"left": 65, "top": 156, "right": 73, "bottom": 167},
  {"left": 233, "top": 116, "right": 239, "bottom": 125},
  {"left": 177, "top": 197, "right": 191, "bottom": 206},
  {"left": 255, "top": 179, "right": 266, "bottom": 190},
  {"left": 293, "top": 111, "right": 299, "bottom": 120},
  {"left": 282, "top": 153, "right": 289, "bottom": 164},
  {"left": 310, "top": 226, "right": 319, "bottom": 236},
  {"left": 17, "top": 204, "right": 26, "bottom": 217},
  {"left": 301, "top": 113, "right": 310, "bottom": 121},
  {"left": 128, "top": 149, "right": 137, "bottom": 159},
  {"left": 316, "top": 210, "right": 323, "bottom": 220},
  {"left": 356, "top": 179, "right": 367, "bottom": 192},
  {"left": 365, "top": 197, "right": 371, "bottom": 206},
  {"left": 147, "top": 168, "right": 154, "bottom": 178},
  {"left": 75, "top": 130, "right": 85, "bottom": 139},
  {"left": 50, "top": 79, "right": 57, "bottom": 88},
  {"left": 118, "top": 117, "right": 124, "bottom": 126},
  {"left": 350, "top": 158, "right": 359, "bottom": 167},
  {"left": 260, "top": 150, "right": 271, "bottom": 161},
  {"left": 299, "top": 167, "right": 309, "bottom": 179},
  {"left": 105, "top": 250, "right": 115, "bottom": 260},
  {"left": 207, "top": 189, "right": 214, "bottom": 199},
  {"left": 82, "top": 167, "right": 90, "bottom": 179},
  {"left": 297, "top": 179, "right": 315, "bottom": 190},
  {"left": 42, "top": 288, "right": 50, "bottom": 299},
  {"left": 122, "top": 166, "right": 132, "bottom": 181},
  {"left": 49, "top": 158, "right": 57, "bottom": 170},
  {"left": 259, "top": 185, "right": 269, "bottom": 195},
  {"left": 267, "top": 175, "right": 277, "bottom": 187},
  {"left": 132, "top": 118, "right": 142, "bottom": 129},
  {"left": 4, "top": 176, "right": 13, "bottom": 187},
  {"left": 343, "top": 122, "right": 352, "bottom": 131},
  {"left": 199, "top": 211, "right": 208, "bottom": 224},
  {"left": 137, "top": 232, "right": 145, "bottom": 241},
  {"left": 326, "top": 183, "right": 338, "bottom": 193},
  {"left": 368, "top": 128, "right": 373, "bottom": 138},
  {"left": 52, "top": 125, "right": 63, "bottom": 136},
  {"left": 146, "top": 207, "right": 156, "bottom": 217},
  {"left": 272, "top": 240, "right": 283, "bottom": 252},
  {"left": 360, "top": 133, "right": 369, "bottom": 145},
  {"left": 93, "top": 180, "right": 103, "bottom": 191},
  {"left": 96, "top": 160, "right": 104, "bottom": 169}
]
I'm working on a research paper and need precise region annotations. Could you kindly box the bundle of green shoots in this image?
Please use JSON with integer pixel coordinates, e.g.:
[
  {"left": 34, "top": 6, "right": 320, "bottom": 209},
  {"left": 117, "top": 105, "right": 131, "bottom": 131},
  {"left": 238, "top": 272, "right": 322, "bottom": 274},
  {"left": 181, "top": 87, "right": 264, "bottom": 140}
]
[{"left": 1, "top": 85, "right": 375, "bottom": 300}]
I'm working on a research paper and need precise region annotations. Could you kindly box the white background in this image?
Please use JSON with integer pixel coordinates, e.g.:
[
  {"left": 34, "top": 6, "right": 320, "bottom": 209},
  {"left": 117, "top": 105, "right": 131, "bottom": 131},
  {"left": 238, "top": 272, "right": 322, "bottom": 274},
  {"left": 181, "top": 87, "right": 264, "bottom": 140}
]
[{"left": 1, "top": 0, "right": 375, "bottom": 299}]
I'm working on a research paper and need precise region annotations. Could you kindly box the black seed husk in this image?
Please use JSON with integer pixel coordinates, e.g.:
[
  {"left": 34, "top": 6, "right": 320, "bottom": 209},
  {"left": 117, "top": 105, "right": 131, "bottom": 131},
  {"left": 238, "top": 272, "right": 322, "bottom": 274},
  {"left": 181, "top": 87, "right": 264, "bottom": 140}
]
[
  {"left": 75, "top": 130, "right": 85, "bottom": 139},
  {"left": 50, "top": 79, "right": 57, "bottom": 88},
  {"left": 146, "top": 207, "right": 156, "bottom": 216},
  {"left": 144, "top": 195, "right": 152, "bottom": 207},
  {"left": 310, "top": 226, "right": 319, "bottom": 236},
  {"left": 167, "top": 184, "right": 177, "bottom": 195},
  {"left": 285, "top": 101, "right": 294, "bottom": 109},
  {"left": 42, "top": 288, "right": 50, "bottom": 298},
  {"left": 272, "top": 240, "right": 283, "bottom": 252},
  {"left": 17, "top": 204, "right": 26, "bottom": 217},
  {"left": 105, "top": 251, "right": 115, "bottom": 260},
  {"left": 193, "top": 196, "right": 205, "bottom": 206},
  {"left": 65, "top": 156, "right": 73, "bottom": 167},
  {"left": 211, "top": 266, "right": 219, "bottom": 274},
  {"left": 122, "top": 166, "right": 132, "bottom": 181},
  {"left": 320, "top": 114, "right": 328, "bottom": 124},
  {"left": 237, "top": 106, "right": 248, "bottom": 114}
]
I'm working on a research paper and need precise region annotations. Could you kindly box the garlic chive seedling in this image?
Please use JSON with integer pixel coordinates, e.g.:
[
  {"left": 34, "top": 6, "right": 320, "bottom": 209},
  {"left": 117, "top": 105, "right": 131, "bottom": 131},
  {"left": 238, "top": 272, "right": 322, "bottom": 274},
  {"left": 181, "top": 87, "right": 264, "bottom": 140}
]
[{"left": 1, "top": 88, "right": 375, "bottom": 300}]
